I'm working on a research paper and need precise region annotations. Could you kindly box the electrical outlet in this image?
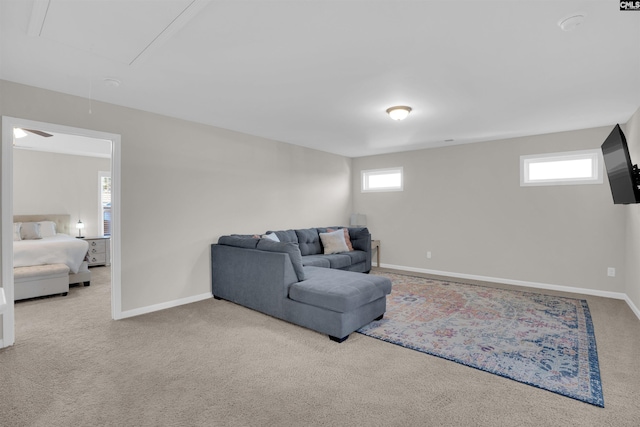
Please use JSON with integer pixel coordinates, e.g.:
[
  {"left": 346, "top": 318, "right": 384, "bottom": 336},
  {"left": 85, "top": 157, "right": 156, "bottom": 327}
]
[
  {"left": 607, "top": 267, "right": 616, "bottom": 277},
  {"left": 427, "top": 251, "right": 432, "bottom": 259}
]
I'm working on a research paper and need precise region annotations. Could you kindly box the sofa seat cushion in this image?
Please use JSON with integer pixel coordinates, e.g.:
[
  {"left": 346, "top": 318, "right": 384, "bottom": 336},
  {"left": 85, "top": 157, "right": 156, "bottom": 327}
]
[
  {"left": 367, "top": 273, "right": 393, "bottom": 295},
  {"left": 301, "top": 255, "right": 331, "bottom": 268},
  {"left": 341, "top": 250, "right": 367, "bottom": 265},
  {"left": 301, "top": 251, "right": 367, "bottom": 270},
  {"left": 289, "top": 267, "right": 388, "bottom": 313},
  {"left": 323, "top": 254, "right": 352, "bottom": 269}
]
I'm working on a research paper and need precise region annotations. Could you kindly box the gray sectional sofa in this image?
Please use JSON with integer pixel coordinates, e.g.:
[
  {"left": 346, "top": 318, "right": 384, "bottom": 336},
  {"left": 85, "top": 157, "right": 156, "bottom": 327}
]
[{"left": 211, "top": 227, "right": 392, "bottom": 342}]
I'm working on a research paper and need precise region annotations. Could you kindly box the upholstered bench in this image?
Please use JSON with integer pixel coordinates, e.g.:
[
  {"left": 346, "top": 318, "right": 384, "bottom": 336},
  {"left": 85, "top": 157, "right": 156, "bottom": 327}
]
[{"left": 14, "top": 264, "right": 70, "bottom": 301}]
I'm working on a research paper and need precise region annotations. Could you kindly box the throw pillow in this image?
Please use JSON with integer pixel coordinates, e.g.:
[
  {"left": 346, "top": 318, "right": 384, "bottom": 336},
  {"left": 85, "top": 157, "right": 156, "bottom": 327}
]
[
  {"left": 261, "top": 233, "right": 280, "bottom": 242},
  {"left": 38, "top": 221, "right": 57, "bottom": 238},
  {"left": 13, "top": 222, "right": 22, "bottom": 241},
  {"left": 327, "top": 228, "right": 354, "bottom": 251},
  {"left": 20, "top": 222, "right": 42, "bottom": 240},
  {"left": 319, "top": 229, "right": 349, "bottom": 254}
]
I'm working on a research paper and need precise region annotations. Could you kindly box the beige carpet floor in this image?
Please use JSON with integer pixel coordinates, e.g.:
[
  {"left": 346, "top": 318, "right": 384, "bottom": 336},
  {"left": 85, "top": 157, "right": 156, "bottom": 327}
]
[{"left": 2, "top": 266, "right": 640, "bottom": 426}]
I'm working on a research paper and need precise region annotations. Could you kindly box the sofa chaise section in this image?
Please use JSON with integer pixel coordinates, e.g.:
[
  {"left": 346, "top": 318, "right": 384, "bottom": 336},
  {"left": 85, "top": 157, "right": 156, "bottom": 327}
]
[{"left": 211, "top": 227, "right": 391, "bottom": 342}]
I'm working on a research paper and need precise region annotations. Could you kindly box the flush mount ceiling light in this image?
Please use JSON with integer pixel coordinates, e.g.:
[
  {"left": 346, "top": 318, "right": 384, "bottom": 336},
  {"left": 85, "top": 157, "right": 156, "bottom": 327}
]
[
  {"left": 558, "top": 14, "right": 585, "bottom": 32},
  {"left": 386, "top": 106, "right": 412, "bottom": 121}
]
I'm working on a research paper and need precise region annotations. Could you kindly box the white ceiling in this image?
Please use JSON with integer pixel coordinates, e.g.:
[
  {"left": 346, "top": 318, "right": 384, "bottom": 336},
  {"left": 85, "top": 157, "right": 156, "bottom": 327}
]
[{"left": 1, "top": 0, "right": 639, "bottom": 158}]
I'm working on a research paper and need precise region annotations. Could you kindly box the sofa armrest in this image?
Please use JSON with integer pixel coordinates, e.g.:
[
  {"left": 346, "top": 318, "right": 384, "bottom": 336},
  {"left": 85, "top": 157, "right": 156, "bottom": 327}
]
[
  {"left": 348, "top": 227, "right": 372, "bottom": 272},
  {"left": 211, "top": 244, "right": 299, "bottom": 319}
]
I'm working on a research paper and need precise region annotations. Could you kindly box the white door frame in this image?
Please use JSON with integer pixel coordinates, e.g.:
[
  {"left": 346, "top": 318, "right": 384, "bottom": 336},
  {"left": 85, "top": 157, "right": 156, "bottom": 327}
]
[{"left": 1, "top": 116, "right": 122, "bottom": 348}]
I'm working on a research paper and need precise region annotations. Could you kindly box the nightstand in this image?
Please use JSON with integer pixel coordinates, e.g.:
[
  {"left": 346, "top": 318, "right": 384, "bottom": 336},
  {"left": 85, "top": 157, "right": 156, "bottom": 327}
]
[
  {"left": 83, "top": 236, "right": 111, "bottom": 267},
  {"left": 371, "top": 240, "right": 380, "bottom": 268}
]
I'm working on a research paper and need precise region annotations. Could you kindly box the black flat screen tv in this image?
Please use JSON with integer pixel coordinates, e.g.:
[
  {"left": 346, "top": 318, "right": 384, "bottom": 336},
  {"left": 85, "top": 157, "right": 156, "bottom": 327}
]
[{"left": 601, "top": 124, "right": 640, "bottom": 205}]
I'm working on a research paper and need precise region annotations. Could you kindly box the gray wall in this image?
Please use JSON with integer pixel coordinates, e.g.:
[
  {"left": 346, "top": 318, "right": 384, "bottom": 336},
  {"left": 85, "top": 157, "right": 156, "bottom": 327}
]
[
  {"left": 625, "top": 107, "right": 640, "bottom": 312},
  {"left": 1, "top": 80, "right": 352, "bottom": 314},
  {"left": 353, "top": 126, "right": 627, "bottom": 293},
  {"left": 1, "top": 78, "right": 637, "bottom": 347},
  {"left": 13, "top": 150, "right": 110, "bottom": 237}
]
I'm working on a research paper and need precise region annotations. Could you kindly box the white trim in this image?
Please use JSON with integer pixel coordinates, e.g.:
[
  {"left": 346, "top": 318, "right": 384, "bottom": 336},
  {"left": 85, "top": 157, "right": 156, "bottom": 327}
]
[
  {"left": 520, "top": 149, "right": 603, "bottom": 187},
  {"left": 1, "top": 117, "right": 16, "bottom": 347},
  {"left": 380, "top": 262, "right": 626, "bottom": 299},
  {"left": 361, "top": 167, "right": 404, "bottom": 192},
  {"left": 379, "top": 263, "right": 640, "bottom": 321},
  {"left": 624, "top": 294, "right": 640, "bottom": 320},
  {"left": 111, "top": 137, "right": 122, "bottom": 319},
  {"left": 118, "top": 293, "right": 212, "bottom": 319},
  {"left": 98, "top": 170, "right": 111, "bottom": 237},
  {"left": 1, "top": 117, "right": 122, "bottom": 347}
]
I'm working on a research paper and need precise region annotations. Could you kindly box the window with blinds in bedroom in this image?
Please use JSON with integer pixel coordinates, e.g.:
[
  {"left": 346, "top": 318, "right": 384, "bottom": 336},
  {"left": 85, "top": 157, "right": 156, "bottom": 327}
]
[{"left": 99, "top": 171, "right": 111, "bottom": 236}]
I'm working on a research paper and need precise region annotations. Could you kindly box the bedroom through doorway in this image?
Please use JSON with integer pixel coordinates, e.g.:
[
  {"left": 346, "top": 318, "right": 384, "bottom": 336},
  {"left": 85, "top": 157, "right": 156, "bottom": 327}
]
[
  {"left": 1, "top": 117, "right": 122, "bottom": 348},
  {"left": 14, "top": 131, "right": 112, "bottom": 325}
]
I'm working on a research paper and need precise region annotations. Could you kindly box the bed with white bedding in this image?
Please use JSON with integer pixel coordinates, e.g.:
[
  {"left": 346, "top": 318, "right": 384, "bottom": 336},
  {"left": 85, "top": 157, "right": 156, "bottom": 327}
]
[
  {"left": 14, "top": 233, "right": 89, "bottom": 273},
  {"left": 13, "top": 215, "right": 91, "bottom": 285}
]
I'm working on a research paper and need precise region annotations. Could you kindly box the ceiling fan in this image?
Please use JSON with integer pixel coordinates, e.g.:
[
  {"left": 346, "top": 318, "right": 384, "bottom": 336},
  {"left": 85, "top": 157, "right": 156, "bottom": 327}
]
[
  {"left": 20, "top": 128, "right": 53, "bottom": 137},
  {"left": 12, "top": 128, "right": 54, "bottom": 146}
]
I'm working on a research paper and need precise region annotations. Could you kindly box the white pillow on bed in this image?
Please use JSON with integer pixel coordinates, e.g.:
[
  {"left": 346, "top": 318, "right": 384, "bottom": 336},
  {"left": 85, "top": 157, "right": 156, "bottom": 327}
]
[
  {"left": 13, "top": 222, "right": 22, "bottom": 241},
  {"left": 20, "top": 222, "right": 42, "bottom": 240},
  {"left": 38, "top": 221, "right": 57, "bottom": 238}
]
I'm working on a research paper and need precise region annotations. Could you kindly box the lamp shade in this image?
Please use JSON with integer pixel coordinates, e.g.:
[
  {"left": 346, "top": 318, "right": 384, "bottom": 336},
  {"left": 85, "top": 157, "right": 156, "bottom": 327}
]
[
  {"left": 350, "top": 213, "right": 367, "bottom": 227},
  {"left": 76, "top": 220, "right": 85, "bottom": 238}
]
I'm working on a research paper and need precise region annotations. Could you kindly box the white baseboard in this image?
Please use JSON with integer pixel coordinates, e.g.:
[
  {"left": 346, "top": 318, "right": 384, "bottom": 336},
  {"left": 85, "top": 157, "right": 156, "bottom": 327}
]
[
  {"left": 117, "top": 292, "right": 212, "bottom": 319},
  {"left": 379, "top": 263, "right": 640, "bottom": 321},
  {"left": 624, "top": 295, "right": 640, "bottom": 320},
  {"left": 0, "top": 338, "right": 4, "bottom": 348}
]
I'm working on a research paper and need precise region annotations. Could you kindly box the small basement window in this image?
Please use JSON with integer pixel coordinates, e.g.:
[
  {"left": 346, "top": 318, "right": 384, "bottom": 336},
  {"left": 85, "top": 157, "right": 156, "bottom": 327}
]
[
  {"left": 520, "top": 150, "right": 603, "bottom": 186},
  {"left": 362, "top": 167, "right": 403, "bottom": 192}
]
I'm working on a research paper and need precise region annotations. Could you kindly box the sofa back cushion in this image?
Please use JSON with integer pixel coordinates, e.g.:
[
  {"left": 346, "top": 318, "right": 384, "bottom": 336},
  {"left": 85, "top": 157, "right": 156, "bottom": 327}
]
[
  {"left": 266, "top": 229, "right": 298, "bottom": 244},
  {"left": 218, "top": 235, "right": 259, "bottom": 249},
  {"left": 347, "top": 227, "right": 370, "bottom": 252},
  {"left": 256, "top": 239, "right": 306, "bottom": 281},
  {"left": 295, "top": 228, "right": 322, "bottom": 256}
]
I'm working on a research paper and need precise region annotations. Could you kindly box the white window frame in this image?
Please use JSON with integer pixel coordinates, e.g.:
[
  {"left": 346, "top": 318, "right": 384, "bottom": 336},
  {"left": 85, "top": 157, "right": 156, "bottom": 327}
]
[
  {"left": 99, "top": 171, "right": 111, "bottom": 236},
  {"left": 520, "top": 149, "right": 603, "bottom": 187},
  {"left": 361, "top": 167, "right": 404, "bottom": 192}
]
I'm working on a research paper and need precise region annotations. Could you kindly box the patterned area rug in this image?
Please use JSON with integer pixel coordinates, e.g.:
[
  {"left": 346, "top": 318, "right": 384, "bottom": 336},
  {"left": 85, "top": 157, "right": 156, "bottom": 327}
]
[{"left": 358, "top": 272, "right": 604, "bottom": 407}]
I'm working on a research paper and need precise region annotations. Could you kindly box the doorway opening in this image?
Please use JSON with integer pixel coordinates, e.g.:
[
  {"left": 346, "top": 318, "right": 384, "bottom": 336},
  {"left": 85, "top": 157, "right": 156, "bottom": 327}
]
[{"left": 2, "top": 117, "right": 122, "bottom": 348}]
